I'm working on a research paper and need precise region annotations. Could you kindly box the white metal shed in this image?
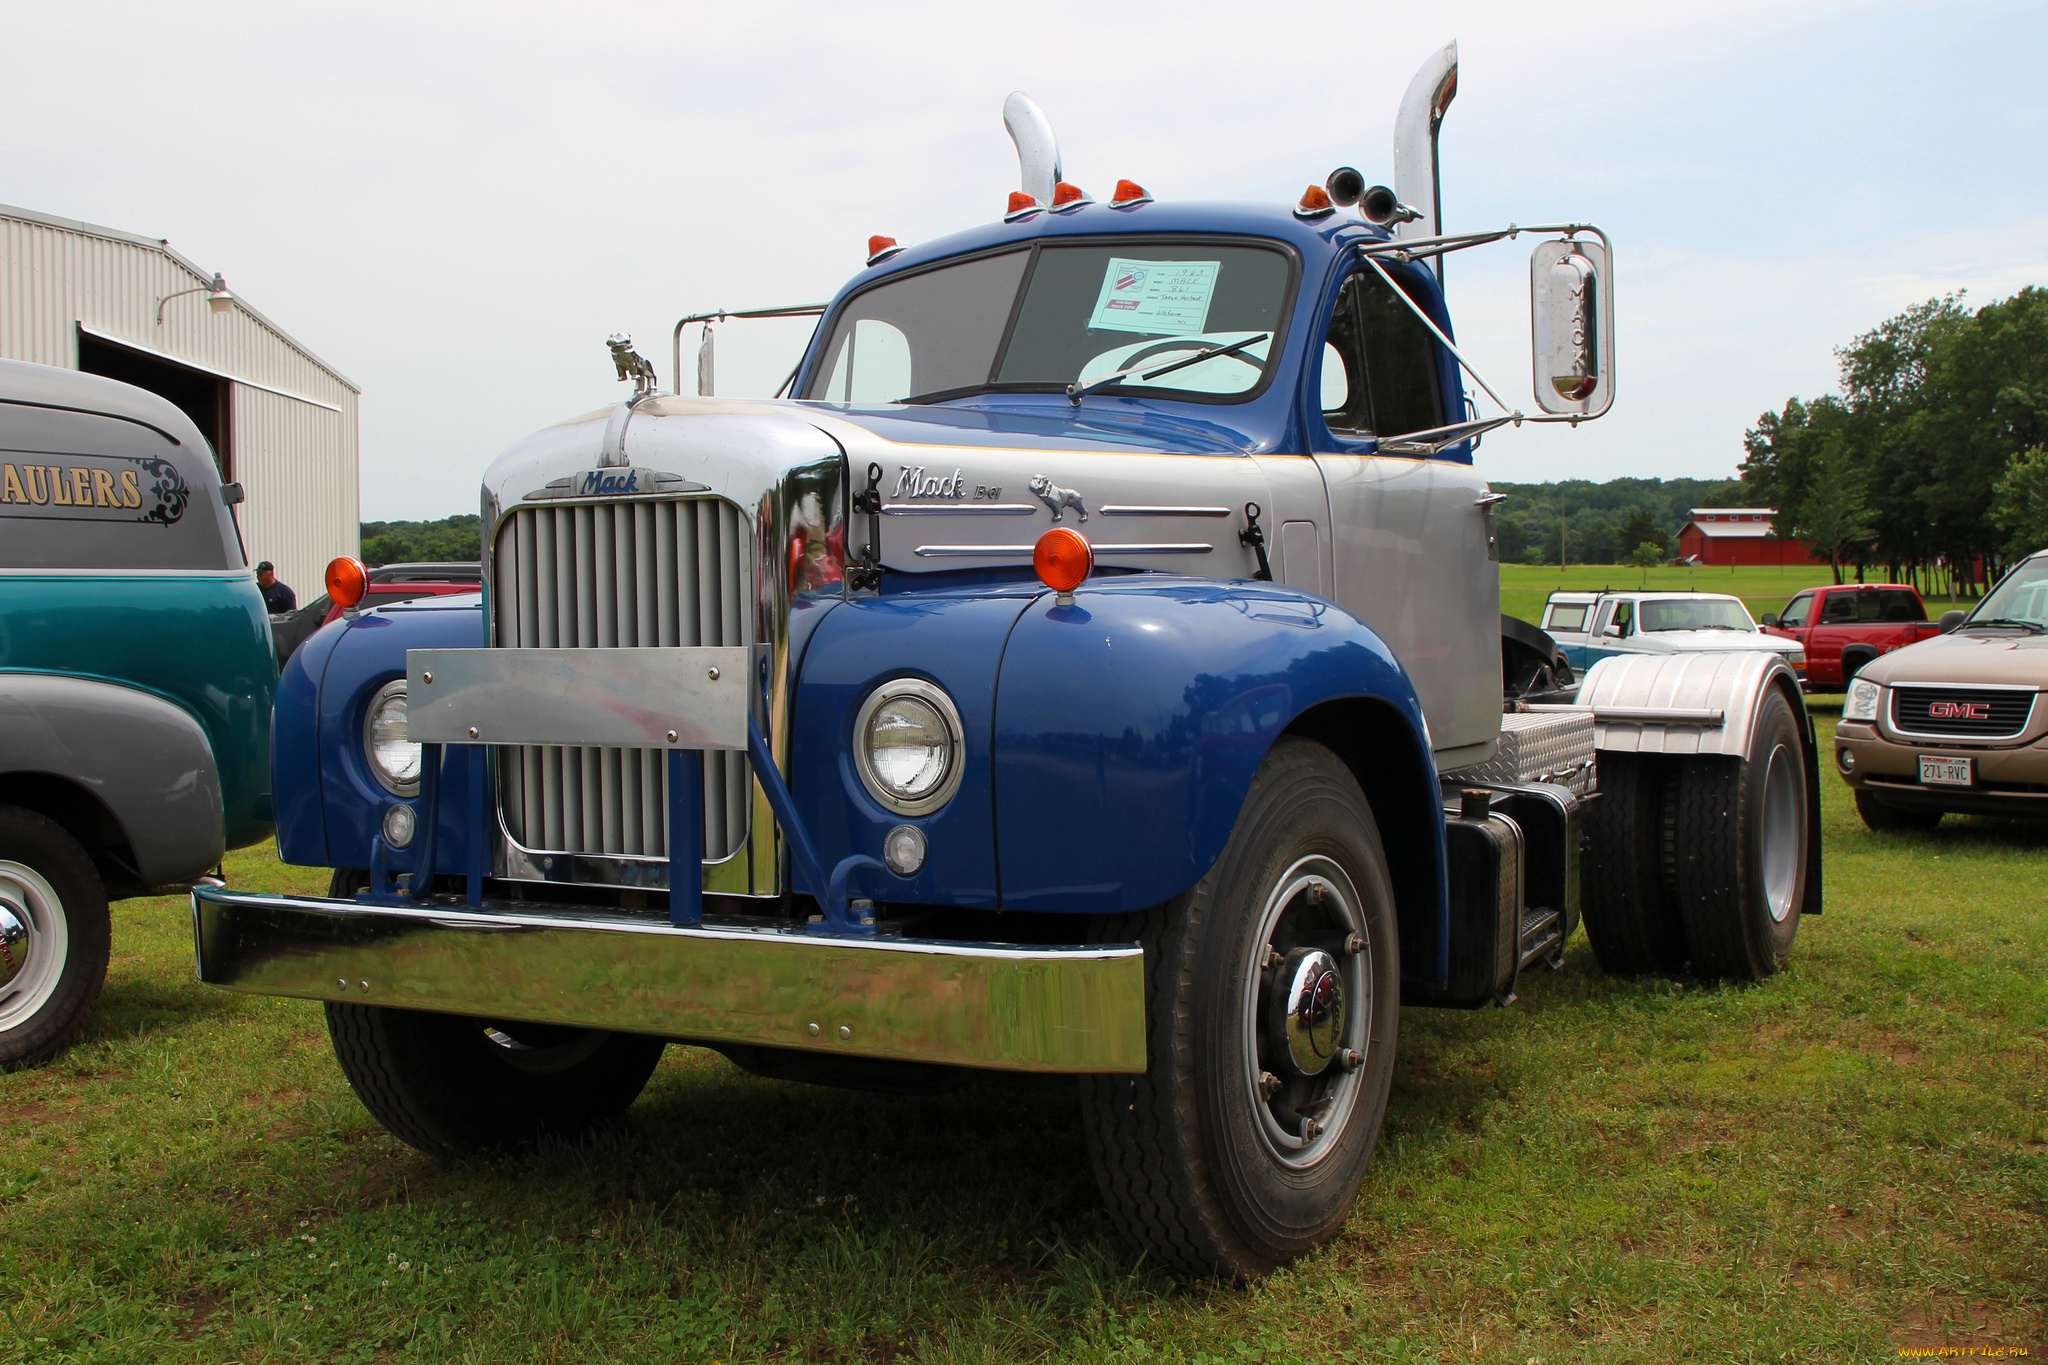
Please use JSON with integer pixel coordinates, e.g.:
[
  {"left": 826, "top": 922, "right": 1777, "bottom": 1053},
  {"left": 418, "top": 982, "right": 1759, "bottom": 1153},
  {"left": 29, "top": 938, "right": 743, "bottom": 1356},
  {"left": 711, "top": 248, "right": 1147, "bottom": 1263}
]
[{"left": 1, "top": 202, "right": 359, "bottom": 602}]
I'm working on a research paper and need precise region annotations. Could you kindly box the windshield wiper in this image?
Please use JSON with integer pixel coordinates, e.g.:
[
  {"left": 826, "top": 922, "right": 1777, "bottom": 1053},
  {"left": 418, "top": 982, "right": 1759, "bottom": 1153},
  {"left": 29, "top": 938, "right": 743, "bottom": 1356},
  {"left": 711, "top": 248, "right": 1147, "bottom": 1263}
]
[
  {"left": 1964, "top": 616, "right": 2046, "bottom": 634},
  {"left": 1066, "top": 333, "right": 1270, "bottom": 406}
]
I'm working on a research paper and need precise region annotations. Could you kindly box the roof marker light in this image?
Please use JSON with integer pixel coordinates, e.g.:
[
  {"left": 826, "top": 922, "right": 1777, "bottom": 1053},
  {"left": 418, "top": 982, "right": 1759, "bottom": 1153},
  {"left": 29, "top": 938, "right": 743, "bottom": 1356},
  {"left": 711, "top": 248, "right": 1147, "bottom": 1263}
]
[
  {"left": 1294, "top": 184, "right": 1336, "bottom": 220},
  {"left": 325, "top": 556, "right": 368, "bottom": 612},
  {"left": 1033, "top": 527, "right": 1093, "bottom": 603},
  {"left": 1050, "top": 181, "right": 1092, "bottom": 212},
  {"left": 1109, "top": 179, "right": 1152, "bottom": 208},
  {"left": 866, "top": 235, "right": 904, "bottom": 265},
  {"left": 1004, "top": 191, "right": 1042, "bottom": 221}
]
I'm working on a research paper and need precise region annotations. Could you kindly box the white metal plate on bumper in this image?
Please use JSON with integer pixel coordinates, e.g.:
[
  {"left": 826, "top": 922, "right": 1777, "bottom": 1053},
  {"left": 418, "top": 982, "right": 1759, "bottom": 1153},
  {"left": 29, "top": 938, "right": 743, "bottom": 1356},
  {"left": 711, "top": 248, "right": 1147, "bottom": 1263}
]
[
  {"left": 406, "top": 646, "right": 755, "bottom": 750},
  {"left": 1918, "top": 754, "right": 1973, "bottom": 787}
]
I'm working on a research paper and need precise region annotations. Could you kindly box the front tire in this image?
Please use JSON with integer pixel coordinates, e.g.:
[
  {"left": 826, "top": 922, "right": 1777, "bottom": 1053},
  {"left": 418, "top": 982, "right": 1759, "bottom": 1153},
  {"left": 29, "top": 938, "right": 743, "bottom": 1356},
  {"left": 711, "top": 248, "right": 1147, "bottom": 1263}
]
[
  {"left": 325, "top": 1004, "right": 666, "bottom": 1158},
  {"left": 0, "top": 808, "right": 111, "bottom": 1071},
  {"left": 1080, "top": 738, "right": 1399, "bottom": 1280}
]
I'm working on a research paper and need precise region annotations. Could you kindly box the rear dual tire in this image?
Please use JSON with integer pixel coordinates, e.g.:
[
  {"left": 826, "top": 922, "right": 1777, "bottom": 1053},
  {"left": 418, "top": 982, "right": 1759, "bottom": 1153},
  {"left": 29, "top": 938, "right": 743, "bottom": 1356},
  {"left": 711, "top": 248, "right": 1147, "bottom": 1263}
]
[{"left": 1580, "top": 688, "right": 1810, "bottom": 981}]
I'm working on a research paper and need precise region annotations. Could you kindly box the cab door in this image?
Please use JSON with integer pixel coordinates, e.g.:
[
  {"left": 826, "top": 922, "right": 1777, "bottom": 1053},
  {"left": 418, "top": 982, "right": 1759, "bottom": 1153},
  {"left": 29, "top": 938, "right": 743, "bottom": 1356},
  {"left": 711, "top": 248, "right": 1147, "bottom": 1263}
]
[
  {"left": 1806, "top": 588, "right": 1862, "bottom": 684},
  {"left": 1310, "top": 261, "right": 1499, "bottom": 768}
]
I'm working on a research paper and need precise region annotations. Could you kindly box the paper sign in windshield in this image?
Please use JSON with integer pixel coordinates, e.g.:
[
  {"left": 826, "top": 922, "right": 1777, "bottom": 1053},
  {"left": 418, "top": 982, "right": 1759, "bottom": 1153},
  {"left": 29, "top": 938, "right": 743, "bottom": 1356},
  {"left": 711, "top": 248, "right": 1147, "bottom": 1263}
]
[{"left": 1088, "top": 259, "right": 1220, "bottom": 335}]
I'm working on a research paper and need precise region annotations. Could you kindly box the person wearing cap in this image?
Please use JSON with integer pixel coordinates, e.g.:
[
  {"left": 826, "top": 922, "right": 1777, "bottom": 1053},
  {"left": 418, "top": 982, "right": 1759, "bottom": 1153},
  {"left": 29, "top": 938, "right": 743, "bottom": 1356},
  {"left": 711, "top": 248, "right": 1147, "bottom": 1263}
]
[{"left": 256, "top": 562, "right": 297, "bottom": 614}]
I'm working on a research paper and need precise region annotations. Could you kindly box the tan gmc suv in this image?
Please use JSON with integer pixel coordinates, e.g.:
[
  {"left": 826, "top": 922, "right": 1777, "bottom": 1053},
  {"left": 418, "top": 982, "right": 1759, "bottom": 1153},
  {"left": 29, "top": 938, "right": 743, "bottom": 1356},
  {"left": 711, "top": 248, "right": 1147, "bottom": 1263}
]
[{"left": 1835, "top": 550, "right": 2048, "bottom": 829}]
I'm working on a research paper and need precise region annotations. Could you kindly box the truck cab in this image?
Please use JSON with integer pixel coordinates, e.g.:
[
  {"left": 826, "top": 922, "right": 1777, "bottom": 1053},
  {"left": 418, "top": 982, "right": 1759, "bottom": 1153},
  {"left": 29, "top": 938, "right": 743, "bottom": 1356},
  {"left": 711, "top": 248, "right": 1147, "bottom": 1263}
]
[{"left": 191, "top": 50, "right": 1820, "bottom": 1281}]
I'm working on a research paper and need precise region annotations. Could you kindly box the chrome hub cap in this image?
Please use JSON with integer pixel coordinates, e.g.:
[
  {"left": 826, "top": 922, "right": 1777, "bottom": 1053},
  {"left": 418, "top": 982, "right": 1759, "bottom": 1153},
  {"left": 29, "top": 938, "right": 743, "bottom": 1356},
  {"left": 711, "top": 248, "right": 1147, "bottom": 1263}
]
[
  {"left": 1760, "top": 742, "right": 1803, "bottom": 923},
  {"left": 0, "top": 861, "right": 67, "bottom": 1032},
  {"left": 1273, "top": 949, "right": 1345, "bottom": 1076},
  {"left": 0, "top": 898, "right": 27, "bottom": 992},
  {"left": 1241, "top": 855, "right": 1370, "bottom": 1170}
]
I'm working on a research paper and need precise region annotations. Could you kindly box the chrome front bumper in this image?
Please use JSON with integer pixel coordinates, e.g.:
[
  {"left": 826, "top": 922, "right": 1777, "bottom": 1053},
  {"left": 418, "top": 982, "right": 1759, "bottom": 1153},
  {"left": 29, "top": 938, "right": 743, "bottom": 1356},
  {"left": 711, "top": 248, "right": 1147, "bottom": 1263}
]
[{"left": 191, "top": 886, "right": 1146, "bottom": 1073}]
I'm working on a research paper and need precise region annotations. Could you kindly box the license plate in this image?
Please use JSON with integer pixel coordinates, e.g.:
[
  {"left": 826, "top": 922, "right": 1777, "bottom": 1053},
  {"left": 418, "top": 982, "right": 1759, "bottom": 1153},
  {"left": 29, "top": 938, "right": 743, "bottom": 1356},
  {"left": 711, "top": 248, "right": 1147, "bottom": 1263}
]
[{"left": 1919, "top": 754, "right": 1973, "bottom": 786}]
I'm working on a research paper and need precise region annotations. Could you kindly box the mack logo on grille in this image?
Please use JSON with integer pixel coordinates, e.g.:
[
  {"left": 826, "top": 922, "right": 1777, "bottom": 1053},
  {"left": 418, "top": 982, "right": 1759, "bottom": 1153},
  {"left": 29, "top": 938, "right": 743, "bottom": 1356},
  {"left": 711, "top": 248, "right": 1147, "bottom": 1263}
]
[{"left": 1928, "top": 701, "right": 1990, "bottom": 720}]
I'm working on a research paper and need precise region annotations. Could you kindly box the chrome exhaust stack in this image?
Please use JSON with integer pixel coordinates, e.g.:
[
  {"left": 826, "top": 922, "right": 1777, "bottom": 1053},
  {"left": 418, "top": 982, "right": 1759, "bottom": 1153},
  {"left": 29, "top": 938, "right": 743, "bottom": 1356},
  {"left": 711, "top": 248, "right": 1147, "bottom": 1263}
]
[
  {"left": 1003, "top": 91, "right": 1063, "bottom": 207},
  {"left": 1393, "top": 40, "right": 1459, "bottom": 282}
]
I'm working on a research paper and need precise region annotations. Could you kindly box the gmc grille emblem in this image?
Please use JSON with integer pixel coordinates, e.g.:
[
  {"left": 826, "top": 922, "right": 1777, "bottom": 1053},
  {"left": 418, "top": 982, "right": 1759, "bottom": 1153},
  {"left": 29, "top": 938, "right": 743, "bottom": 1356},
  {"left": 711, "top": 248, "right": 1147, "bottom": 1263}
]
[{"left": 1927, "top": 701, "right": 1990, "bottom": 720}]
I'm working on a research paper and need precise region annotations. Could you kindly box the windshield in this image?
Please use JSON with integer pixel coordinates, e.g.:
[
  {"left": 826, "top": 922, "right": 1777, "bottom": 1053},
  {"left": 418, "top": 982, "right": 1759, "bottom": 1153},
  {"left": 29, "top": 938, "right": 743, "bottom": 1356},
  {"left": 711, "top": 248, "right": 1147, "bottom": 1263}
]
[
  {"left": 1971, "top": 557, "right": 2048, "bottom": 626},
  {"left": 1639, "top": 598, "right": 1756, "bottom": 633},
  {"left": 802, "top": 241, "right": 1294, "bottom": 405}
]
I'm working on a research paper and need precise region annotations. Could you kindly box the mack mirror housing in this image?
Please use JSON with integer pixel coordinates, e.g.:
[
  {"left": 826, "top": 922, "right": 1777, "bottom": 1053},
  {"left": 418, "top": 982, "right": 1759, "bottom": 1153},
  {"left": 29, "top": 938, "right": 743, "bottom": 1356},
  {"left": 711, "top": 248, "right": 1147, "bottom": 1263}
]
[{"left": 1530, "top": 238, "right": 1613, "bottom": 418}]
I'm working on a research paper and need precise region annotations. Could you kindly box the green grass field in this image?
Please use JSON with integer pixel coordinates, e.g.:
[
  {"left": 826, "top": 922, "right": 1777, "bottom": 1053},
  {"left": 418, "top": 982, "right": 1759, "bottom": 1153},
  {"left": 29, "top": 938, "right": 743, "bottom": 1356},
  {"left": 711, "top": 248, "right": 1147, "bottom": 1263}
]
[
  {"left": 3, "top": 712, "right": 2043, "bottom": 1363},
  {"left": 1499, "top": 564, "right": 1979, "bottom": 630}
]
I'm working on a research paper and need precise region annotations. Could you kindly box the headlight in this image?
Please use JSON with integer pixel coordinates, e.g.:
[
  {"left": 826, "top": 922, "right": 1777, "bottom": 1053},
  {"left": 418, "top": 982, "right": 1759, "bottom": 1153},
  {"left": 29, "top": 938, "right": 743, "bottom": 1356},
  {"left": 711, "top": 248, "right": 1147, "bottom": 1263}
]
[
  {"left": 1788, "top": 648, "right": 1807, "bottom": 668},
  {"left": 854, "top": 679, "right": 963, "bottom": 815},
  {"left": 1844, "top": 677, "right": 1882, "bottom": 723},
  {"left": 363, "top": 680, "right": 422, "bottom": 796}
]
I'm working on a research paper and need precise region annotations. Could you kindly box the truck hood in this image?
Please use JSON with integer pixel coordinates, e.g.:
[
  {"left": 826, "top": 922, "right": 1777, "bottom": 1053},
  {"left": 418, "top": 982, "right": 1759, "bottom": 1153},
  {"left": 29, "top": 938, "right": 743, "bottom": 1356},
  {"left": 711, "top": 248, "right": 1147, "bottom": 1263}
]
[
  {"left": 482, "top": 395, "right": 1273, "bottom": 581},
  {"left": 1861, "top": 628, "right": 2048, "bottom": 687}
]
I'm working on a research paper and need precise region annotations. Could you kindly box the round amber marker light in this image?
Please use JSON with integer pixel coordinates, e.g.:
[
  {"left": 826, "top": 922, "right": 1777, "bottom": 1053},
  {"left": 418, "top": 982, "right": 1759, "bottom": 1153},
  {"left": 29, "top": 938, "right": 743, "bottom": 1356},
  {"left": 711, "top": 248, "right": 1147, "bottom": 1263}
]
[
  {"left": 325, "top": 555, "right": 369, "bottom": 609},
  {"left": 1034, "top": 527, "right": 1093, "bottom": 594}
]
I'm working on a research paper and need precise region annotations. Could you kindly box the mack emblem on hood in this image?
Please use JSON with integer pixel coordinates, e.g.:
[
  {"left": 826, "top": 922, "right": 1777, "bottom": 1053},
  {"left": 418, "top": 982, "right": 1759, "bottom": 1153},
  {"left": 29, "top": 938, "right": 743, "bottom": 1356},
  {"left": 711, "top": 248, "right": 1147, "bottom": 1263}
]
[{"left": 523, "top": 467, "right": 711, "bottom": 501}]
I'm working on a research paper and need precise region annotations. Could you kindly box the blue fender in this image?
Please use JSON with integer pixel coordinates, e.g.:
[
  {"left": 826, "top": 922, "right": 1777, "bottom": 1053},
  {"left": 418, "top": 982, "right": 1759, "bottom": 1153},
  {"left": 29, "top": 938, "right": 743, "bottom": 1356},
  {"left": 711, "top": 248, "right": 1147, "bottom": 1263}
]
[
  {"left": 280, "top": 598, "right": 486, "bottom": 875},
  {"left": 787, "top": 583, "right": 1041, "bottom": 912},
  {"left": 991, "top": 577, "right": 1445, "bottom": 942}
]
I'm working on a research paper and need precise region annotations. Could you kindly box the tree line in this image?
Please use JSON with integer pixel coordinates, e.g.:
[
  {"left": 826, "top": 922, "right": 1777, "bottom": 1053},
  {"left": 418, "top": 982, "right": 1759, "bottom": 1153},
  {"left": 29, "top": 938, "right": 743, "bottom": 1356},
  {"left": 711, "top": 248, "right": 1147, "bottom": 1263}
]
[
  {"left": 359, "top": 514, "right": 481, "bottom": 567},
  {"left": 1490, "top": 477, "right": 1743, "bottom": 567},
  {"left": 1738, "top": 287, "right": 2046, "bottom": 594}
]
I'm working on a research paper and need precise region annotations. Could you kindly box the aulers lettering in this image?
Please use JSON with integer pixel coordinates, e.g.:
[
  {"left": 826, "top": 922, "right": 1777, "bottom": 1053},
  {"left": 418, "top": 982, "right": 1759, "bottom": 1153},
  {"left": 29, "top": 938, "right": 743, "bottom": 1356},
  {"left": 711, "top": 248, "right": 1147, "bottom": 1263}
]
[{"left": 1, "top": 461, "right": 153, "bottom": 509}]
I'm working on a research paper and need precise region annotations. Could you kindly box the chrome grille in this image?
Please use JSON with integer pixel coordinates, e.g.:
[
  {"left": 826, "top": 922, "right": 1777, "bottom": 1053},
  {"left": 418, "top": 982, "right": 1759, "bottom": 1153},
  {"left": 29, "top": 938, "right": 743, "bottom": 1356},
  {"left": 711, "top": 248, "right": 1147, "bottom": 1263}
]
[
  {"left": 1888, "top": 685, "right": 2036, "bottom": 740},
  {"left": 493, "top": 499, "right": 752, "bottom": 861}
]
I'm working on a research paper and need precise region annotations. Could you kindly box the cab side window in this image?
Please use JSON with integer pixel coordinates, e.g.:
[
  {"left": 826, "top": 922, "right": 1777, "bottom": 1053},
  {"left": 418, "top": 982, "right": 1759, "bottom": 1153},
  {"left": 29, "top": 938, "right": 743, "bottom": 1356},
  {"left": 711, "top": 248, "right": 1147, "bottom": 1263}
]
[
  {"left": 1610, "top": 601, "right": 1634, "bottom": 636},
  {"left": 1318, "top": 269, "right": 1448, "bottom": 439},
  {"left": 1779, "top": 592, "right": 1813, "bottom": 628},
  {"left": 1356, "top": 268, "right": 1448, "bottom": 438},
  {"left": 1320, "top": 281, "right": 1371, "bottom": 432},
  {"left": 1821, "top": 592, "right": 1859, "bottom": 624}
]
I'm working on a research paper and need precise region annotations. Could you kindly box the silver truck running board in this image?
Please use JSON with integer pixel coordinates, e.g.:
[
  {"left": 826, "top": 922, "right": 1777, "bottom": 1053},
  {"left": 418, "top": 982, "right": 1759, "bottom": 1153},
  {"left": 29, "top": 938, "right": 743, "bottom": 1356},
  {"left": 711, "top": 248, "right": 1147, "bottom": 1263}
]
[{"left": 191, "top": 887, "right": 1147, "bottom": 1074}]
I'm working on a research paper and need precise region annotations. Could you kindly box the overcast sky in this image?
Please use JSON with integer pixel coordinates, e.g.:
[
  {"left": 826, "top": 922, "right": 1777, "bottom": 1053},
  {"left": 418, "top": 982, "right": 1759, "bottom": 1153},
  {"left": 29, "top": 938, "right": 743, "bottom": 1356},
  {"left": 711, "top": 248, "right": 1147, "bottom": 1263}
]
[{"left": 6, "top": 0, "right": 2044, "bottom": 521}]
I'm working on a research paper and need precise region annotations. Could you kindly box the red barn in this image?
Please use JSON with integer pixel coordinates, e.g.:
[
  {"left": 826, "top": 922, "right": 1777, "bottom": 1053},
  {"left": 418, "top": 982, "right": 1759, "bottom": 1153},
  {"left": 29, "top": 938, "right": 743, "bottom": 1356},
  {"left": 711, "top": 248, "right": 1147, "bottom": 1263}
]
[{"left": 1675, "top": 508, "right": 1815, "bottom": 567}]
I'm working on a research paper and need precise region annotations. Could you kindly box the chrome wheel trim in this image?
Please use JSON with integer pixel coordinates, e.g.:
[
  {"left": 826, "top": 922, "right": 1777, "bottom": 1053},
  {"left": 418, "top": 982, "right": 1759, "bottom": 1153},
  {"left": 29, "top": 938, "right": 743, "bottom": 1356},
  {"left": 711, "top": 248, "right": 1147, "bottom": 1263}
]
[
  {"left": 1239, "top": 854, "right": 1369, "bottom": 1171},
  {"left": 0, "top": 861, "right": 67, "bottom": 1031},
  {"left": 1759, "top": 741, "right": 1803, "bottom": 924},
  {"left": 483, "top": 1023, "right": 608, "bottom": 1074}
]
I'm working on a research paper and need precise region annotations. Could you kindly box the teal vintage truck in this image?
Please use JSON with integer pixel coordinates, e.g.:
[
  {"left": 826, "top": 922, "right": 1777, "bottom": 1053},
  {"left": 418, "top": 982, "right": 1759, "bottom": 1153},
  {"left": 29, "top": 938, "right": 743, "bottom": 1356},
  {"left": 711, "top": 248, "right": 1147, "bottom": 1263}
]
[{"left": 0, "top": 359, "right": 275, "bottom": 1068}]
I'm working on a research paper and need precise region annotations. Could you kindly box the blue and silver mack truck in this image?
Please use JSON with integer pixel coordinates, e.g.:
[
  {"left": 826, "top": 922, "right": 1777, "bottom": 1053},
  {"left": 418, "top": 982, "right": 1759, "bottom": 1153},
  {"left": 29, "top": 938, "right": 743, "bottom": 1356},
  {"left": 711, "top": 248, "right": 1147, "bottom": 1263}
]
[{"left": 193, "top": 44, "right": 1822, "bottom": 1280}]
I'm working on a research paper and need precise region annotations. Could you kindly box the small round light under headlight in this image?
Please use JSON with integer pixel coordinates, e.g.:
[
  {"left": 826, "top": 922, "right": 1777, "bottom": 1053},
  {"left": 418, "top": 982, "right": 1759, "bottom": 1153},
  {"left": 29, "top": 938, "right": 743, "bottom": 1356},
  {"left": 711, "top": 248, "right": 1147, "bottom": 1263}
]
[
  {"left": 883, "top": 824, "right": 927, "bottom": 876},
  {"left": 1837, "top": 747, "right": 1856, "bottom": 774},
  {"left": 364, "top": 680, "right": 421, "bottom": 797},
  {"left": 854, "top": 679, "right": 964, "bottom": 816},
  {"left": 382, "top": 803, "right": 418, "bottom": 849}
]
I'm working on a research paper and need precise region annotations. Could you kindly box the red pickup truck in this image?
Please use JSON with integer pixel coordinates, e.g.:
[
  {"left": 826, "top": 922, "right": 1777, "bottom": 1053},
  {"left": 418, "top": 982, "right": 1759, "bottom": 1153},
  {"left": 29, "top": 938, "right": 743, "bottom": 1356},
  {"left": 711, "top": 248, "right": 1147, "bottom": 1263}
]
[{"left": 1760, "top": 583, "right": 1944, "bottom": 688}]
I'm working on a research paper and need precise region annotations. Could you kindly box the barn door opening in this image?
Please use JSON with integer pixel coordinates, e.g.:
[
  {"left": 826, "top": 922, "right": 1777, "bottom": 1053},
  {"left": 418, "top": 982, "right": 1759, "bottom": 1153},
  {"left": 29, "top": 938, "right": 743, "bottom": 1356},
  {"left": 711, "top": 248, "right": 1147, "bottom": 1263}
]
[{"left": 76, "top": 331, "right": 233, "bottom": 481}]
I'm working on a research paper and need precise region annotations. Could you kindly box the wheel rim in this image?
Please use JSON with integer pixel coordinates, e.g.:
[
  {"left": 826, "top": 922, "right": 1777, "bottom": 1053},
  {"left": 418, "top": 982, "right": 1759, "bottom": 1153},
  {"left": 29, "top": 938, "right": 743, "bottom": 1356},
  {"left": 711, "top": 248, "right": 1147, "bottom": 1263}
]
[
  {"left": 1759, "top": 742, "right": 1803, "bottom": 923},
  {"left": 482, "top": 1021, "right": 607, "bottom": 1074},
  {"left": 1239, "top": 854, "right": 1370, "bottom": 1171},
  {"left": 0, "top": 861, "right": 68, "bottom": 1031}
]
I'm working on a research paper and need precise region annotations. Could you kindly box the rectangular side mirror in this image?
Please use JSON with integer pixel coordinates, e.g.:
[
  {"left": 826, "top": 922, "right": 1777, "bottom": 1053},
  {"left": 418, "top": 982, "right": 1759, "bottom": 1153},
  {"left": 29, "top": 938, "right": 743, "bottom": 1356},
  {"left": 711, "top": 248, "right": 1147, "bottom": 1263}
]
[
  {"left": 1760, "top": 613, "right": 1780, "bottom": 628},
  {"left": 1531, "top": 238, "right": 1614, "bottom": 418}
]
